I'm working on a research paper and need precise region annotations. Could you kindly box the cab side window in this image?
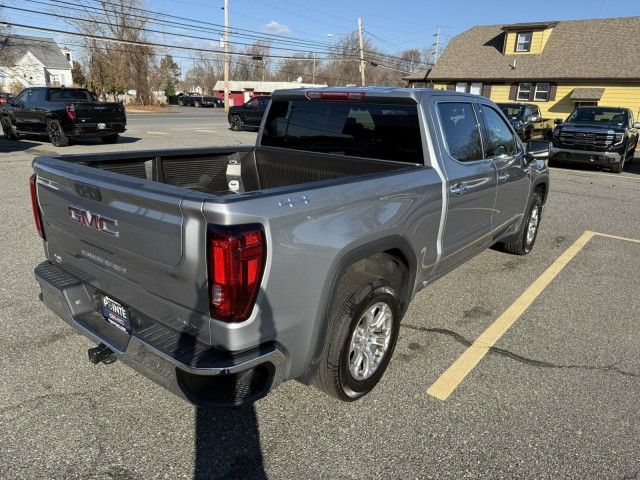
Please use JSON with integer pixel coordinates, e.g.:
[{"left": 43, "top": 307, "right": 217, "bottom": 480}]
[
  {"left": 480, "top": 105, "right": 517, "bottom": 157},
  {"left": 437, "top": 102, "right": 483, "bottom": 162},
  {"left": 30, "top": 89, "right": 45, "bottom": 104},
  {"left": 14, "top": 89, "right": 31, "bottom": 104}
]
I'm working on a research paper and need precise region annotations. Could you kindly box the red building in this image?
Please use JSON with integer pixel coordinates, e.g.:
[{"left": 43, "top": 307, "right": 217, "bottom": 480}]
[{"left": 213, "top": 80, "right": 327, "bottom": 107}]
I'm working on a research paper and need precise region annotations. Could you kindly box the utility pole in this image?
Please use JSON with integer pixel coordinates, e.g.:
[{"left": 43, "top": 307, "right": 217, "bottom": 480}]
[
  {"left": 433, "top": 26, "right": 441, "bottom": 64},
  {"left": 357, "top": 17, "right": 365, "bottom": 86},
  {"left": 312, "top": 52, "right": 316, "bottom": 84},
  {"left": 223, "top": 0, "right": 230, "bottom": 112}
]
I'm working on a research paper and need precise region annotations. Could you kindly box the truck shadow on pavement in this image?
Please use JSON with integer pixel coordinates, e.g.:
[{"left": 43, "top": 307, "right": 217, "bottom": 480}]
[
  {"left": 0, "top": 138, "right": 44, "bottom": 153},
  {"left": 178, "top": 285, "right": 273, "bottom": 480}
]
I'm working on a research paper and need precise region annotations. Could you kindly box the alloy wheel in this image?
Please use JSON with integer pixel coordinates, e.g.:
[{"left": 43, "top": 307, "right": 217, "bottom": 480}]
[{"left": 348, "top": 301, "right": 393, "bottom": 381}]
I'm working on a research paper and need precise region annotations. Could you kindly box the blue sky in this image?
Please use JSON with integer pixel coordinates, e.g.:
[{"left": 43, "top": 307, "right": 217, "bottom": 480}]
[{"left": 5, "top": 0, "right": 640, "bottom": 73}]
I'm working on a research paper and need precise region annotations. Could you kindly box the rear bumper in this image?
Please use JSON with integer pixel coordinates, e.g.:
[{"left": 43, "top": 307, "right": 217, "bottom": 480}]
[
  {"left": 68, "top": 122, "right": 127, "bottom": 137},
  {"left": 34, "top": 261, "right": 286, "bottom": 407},
  {"left": 550, "top": 146, "right": 622, "bottom": 165}
]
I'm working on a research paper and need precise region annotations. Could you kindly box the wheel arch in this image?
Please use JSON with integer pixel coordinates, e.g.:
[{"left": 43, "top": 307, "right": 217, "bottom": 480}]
[{"left": 298, "top": 235, "right": 418, "bottom": 384}]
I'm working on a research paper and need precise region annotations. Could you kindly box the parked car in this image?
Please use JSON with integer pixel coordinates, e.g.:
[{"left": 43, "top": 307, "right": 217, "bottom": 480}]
[
  {"left": 228, "top": 95, "right": 270, "bottom": 131},
  {"left": 31, "top": 88, "right": 549, "bottom": 407},
  {"left": 496, "top": 102, "right": 551, "bottom": 141},
  {"left": 177, "top": 92, "right": 222, "bottom": 108},
  {"left": 0, "top": 92, "right": 14, "bottom": 105},
  {"left": 551, "top": 106, "right": 639, "bottom": 173},
  {"left": 1, "top": 87, "right": 126, "bottom": 147}
]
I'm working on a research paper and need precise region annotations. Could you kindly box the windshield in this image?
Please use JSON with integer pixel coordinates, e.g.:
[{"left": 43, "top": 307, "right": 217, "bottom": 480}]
[
  {"left": 261, "top": 100, "right": 423, "bottom": 163},
  {"left": 567, "top": 108, "right": 628, "bottom": 125},
  {"left": 48, "top": 89, "right": 97, "bottom": 102},
  {"left": 498, "top": 104, "right": 525, "bottom": 120}
]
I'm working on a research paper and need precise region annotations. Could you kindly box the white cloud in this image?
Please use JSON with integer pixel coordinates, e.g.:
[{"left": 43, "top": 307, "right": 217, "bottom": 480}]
[{"left": 264, "top": 21, "right": 291, "bottom": 35}]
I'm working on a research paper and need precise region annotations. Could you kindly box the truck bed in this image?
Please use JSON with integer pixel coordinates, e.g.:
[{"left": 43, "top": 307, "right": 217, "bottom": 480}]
[{"left": 49, "top": 146, "right": 409, "bottom": 197}]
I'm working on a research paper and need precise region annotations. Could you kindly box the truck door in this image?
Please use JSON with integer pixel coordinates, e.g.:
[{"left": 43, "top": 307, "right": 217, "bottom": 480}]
[
  {"left": 11, "top": 89, "right": 32, "bottom": 131},
  {"left": 477, "top": 102, "right": 530, "bottom": 239},
  {"left": 433, "top": 100, "right": 497, "bottom": 273}
]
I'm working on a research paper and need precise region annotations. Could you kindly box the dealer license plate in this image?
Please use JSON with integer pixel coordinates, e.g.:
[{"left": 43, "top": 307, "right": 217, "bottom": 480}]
[{"left": 101, "top": 295, "right": 131, "bottom": 333}]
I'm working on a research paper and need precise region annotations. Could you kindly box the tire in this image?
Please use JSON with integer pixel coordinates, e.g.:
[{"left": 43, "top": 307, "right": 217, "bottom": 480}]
[
  {"left": 229, "top": 115, "right": 244, "bottom": 131},
  {"left": 101, "top": 133, "right": 119, "bottom": 144},
  {"left": 47, "top": 119, "right": 69, "bottom": 147},
  {"left": 501, "top": 192, "right": 543, "bottom": 255},
  {"left": 313, "top": 271, "right": 401, "bottom": 401},
  {"left": 194, "top": 101, "right": 201, "bottom": 108},
  {"left": 1, "top": 116, "right": 19, "bottom": 140},
  {"left": 610, "top": 149, "right": 627, "bottom": 173}
]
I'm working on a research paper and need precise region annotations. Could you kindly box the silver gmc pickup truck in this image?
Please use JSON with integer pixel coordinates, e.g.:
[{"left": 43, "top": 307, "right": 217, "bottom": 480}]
[{"left": 31, "top": 88, "right": 550, "bottom": 407}]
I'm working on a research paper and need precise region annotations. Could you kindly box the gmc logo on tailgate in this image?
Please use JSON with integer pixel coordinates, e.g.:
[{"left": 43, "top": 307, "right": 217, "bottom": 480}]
[{"left": 68, "top": 206, "right": 119, "bottom": 237}]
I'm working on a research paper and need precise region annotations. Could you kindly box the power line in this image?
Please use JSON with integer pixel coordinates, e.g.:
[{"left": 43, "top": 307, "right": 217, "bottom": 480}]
[
  {"left": 23, "top": 0, "right": 335, "bottom": 50},
  {"left": 2, "top": 4, "right": 351, "bottom": 57}
]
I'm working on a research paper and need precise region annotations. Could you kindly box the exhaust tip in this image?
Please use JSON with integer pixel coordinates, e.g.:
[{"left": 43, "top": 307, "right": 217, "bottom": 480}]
[{"left": 88, "top": 344, "right": 117, "bottom": 365}]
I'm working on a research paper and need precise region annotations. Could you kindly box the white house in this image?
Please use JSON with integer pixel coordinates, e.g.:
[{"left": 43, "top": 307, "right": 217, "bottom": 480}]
[{"left": 0, "top": 35, "right": 73, "bottom": 91}]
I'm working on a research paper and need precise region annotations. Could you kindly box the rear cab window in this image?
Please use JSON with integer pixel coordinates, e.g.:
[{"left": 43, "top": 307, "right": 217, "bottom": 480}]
[
  {"left": 436, "top": 102, "right": 483, "bottom": 162},
  {"left": 261, "top": 99, "right": 423, "bottom": 164},
  {"left": 48, "top": 89, "right": 96, "bottom": 102}
]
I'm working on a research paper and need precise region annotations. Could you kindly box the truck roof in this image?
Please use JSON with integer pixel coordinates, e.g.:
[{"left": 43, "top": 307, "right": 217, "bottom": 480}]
[{"left": 270, "top": 86, "right": 476, "bottom": 103}]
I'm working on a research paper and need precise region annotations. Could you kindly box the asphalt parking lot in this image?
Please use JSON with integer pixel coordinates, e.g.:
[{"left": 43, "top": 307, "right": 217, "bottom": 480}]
[{"left": 1, "top": 108, "right": 639, "bottom": 479}]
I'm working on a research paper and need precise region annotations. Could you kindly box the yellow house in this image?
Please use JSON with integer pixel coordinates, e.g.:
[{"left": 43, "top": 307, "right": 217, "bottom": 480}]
[{"left": 425, "top": 17, "right": 640, "bottom": 121}]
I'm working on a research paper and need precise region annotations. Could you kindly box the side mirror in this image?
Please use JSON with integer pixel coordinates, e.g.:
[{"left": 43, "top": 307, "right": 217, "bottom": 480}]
[
  {"left": 526, "top": 140, "right": 551, "bottom": 162},
  {"left": 554, "top": 118, "right": 563, "bottom": 125},
  {"left": 633, "top": 122, "right": 640, "bottom": 129}
]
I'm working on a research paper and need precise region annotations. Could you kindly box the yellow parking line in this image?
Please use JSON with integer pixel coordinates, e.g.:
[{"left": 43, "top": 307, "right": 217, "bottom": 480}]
[
  {"left": 592, "top": 231, "right": 640, "bottom": 244},
  {"left": 550, "top": 167, "right": 640, "bottom": 181},
  {"left": 195, "top": 129, "right": 217, "bottom": 133},
  {"left": 427, "top": 230, "right": 595, "bottom": 401},
  {"left": 146, "top": 131, "right": 167, "bottom": 135}
]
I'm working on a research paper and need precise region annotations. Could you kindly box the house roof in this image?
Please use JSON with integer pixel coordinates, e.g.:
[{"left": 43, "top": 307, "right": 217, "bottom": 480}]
[
  {"left": 402, "top": 69, "right": 431, "bottom": 82},
  {"left": 428, "top": 16, "right": 640, "bottom": 82},
  {"left": 213, "top": 80, "right": 327, "bottom": 93},
  {"left": 0, "top": 35, "right": 71, "bottom": 70}
]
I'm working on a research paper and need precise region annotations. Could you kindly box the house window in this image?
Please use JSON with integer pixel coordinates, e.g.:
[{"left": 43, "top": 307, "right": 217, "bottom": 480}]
[
  {"left": 517, "top": 83, "right": 532, "bottom": 101},
  {"left": 49, "top": 74, "right": 60, "bottom": 86},
  {"left": 455, "top": 82, "right": 467, "bottom": 93},
  {"left": 534, "top": 82, "right": 549, "bottom": 101},
  {"left": 469, "top": 82, "right": 483, "bottom": 95},
  {"left": 515, "top": 32, "right": 532, "bottom": 52}
]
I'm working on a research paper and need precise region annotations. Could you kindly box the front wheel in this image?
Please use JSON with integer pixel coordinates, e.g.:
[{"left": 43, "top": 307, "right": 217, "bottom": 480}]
[
  {"left": 1, "top": 116, "right": 19, "bottom": 140},
  {"left": 314, "top": 272, "right": 401, "bottom": 401},
  {"left": 229, "top": 115, "right": 243, "bottom": 131},
  {"left": 610, "top": 150, "right": 627, "bottom": 173},
  {"left": 47, "top": 119, "right": 69, "bottom": 147},
  {"left": 501, "top": 192, "right": 542, "bottom": 255}
]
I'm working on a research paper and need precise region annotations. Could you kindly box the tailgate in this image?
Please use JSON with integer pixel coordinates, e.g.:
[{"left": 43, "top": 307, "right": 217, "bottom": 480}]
[
  {"left": 74, "top": 102, "right": 126, "bottom": 123},
  {"left": 33, "top": 157, "right": 210, "bottom": 315}
]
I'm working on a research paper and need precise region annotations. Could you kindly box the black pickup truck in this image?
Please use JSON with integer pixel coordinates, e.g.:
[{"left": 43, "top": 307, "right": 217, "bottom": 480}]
[
  {"left": 176, "top": 93, "right": 223, "bottom": 108},
  {"left": 551, "top": 106, "right": 640, "bottom": 173},
  {"left": 228, "top": 95, "right": 270, "bottom": 131},
  {"left": 497, "top": 103, "right": 551, "bottom": 141},
  {"left": 0, "top": 87, "right": 126, "bottom": 147}
]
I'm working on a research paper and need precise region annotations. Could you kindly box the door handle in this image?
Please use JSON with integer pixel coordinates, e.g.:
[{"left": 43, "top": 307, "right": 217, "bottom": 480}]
[{"left": 450, "top": 183, "right": 468, "bottom": 195}]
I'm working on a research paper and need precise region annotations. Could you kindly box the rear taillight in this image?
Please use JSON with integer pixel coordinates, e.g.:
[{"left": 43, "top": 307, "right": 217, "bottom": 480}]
[
  {"left": 65, "top": 104, "right": 76, "bottom": 121},
  {"left": 207, "top": 225, "right": 266, "bottom": 322},
  {"left": 29, "top": 174, "right": 45, "bottom": 239}
]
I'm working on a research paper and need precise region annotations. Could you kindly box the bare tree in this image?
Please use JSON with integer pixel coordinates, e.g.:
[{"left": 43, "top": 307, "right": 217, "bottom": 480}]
[
  {"left": 233, "top": 41, "right": 272, "bottom": 81},
  {"left": 70, "top": 0, "right": 156, "bottom": 104}
]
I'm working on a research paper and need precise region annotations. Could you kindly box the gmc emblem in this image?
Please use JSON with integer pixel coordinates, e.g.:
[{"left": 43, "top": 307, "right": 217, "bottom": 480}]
[{"left": 68, "top": 206, "right": 119, "bottom": 237}]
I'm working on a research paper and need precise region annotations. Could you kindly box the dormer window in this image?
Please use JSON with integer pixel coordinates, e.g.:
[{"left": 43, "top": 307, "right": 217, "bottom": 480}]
[{"left": 515, "top": 31, "right": 532, "bottom": 52}]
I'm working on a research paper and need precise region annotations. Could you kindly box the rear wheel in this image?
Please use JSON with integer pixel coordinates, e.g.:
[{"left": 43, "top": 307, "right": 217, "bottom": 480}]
[
  {"left": 1, "top": 116, "right": 19, "bottom": 140},
  {"left": 501, "top": 192, "right": 542, "bottom": 255},
  {"left": 47, "top": 119, "right": 69, "bottom": 147},
  {"left": 314, "top": 271, "right": 401, "bottom": 401},
  {"left": 101, "top": 133, "right": 119, "bottom": 144},
  {"left": 229, "top": 115, "right": 243, "bottom": 131}
]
